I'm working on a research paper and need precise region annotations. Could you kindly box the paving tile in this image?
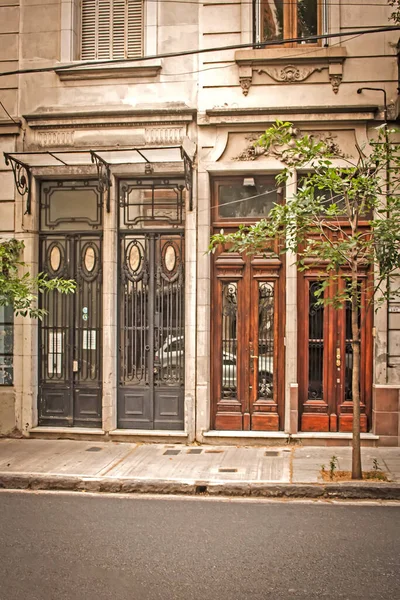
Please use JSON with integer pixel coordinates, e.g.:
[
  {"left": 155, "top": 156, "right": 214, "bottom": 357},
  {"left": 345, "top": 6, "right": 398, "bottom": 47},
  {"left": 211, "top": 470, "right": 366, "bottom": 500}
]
[
  {"left": 0, "top": 439, "right": 135, "bottom": 477},
  {"left": 106, "top": 445, "right": 291, "bottom": 483}
]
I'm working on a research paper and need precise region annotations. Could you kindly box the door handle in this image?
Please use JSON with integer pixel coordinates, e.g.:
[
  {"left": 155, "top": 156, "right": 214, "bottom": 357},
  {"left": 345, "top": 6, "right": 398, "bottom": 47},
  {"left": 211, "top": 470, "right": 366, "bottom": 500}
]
[
  {"left": 336, "top": 348, "right": 341, "bottom": 367},
  {"left": 249, "top": 343, "right": 258, "bottom": 373},
  {"left": 73, "top": 360, "right": 79, "bottom": 372}
]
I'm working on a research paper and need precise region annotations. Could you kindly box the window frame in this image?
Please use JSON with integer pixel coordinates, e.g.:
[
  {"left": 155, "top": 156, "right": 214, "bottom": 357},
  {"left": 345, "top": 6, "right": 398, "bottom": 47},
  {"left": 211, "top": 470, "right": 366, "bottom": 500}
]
[
  {"left": 254, "top": 0, "right": 322, "bottom": 48},
  {"left": 80, "top": 0, "right": 145, "bottom": 61}
]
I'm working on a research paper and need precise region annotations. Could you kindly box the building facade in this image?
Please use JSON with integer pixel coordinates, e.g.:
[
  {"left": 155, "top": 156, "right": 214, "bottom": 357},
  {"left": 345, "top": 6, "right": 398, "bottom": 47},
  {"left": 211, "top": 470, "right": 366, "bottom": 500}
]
[{"left": 0, "top": 0, "right": 400, "bottom": 445}]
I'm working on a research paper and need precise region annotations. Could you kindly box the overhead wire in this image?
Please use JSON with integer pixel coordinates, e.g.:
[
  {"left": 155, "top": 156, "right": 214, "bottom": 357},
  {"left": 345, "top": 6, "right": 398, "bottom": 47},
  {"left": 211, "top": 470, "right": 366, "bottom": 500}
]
[
  {"left": 0, "top": 25, "right": 399, "bottom": 78},
  {"left": 160, "top": 32, "right": 364, "bottom": 77}
]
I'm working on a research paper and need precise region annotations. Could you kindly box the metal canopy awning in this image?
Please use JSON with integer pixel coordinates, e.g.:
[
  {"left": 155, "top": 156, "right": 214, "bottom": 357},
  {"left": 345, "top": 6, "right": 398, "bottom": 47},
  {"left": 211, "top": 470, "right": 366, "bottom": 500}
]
[{"left": 4, "top": 138, "right": 196, "bottom": 214}]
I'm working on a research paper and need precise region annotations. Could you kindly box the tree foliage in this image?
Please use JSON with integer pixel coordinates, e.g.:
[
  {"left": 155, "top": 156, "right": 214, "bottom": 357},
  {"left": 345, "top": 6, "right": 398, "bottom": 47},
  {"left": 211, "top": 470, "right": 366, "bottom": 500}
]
[
  {"left": 388, "top": 0, "right": 400, "bottom": 24},
  {"left": 210, "top": 121, "right": 400, "bottom": 309},
  {"left": 209, "top": 120, "right": 400, "bottom": 479},
  {"left": 0, "top": 238, "right": 75, "bottom": 319}
]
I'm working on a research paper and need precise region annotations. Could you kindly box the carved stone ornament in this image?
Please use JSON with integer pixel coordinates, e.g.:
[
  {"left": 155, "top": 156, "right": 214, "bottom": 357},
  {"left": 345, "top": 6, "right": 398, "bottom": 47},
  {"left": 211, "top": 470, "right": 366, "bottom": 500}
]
[
  {"left": 329, "top": 74, "right": 342, "bottom": 94},
  {"left": 257, "top": 65, "right": 326, "bottom": 84},
  {"left": 239, "top": 77, "right": 252, "bottom": 97},
  {"left": 232, "top": 129, "right": 345, "bottom": 162}
]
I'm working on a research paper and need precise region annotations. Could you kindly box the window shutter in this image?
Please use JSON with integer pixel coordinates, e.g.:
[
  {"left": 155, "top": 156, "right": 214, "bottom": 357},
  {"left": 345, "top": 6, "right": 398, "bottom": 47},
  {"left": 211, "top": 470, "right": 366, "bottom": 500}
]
[
  {"left": 127, "top": 0, "right": 143, "bottom": 58},
  {"left": 97, "top": 0, "right": 112, "bottom": 59},
  {"left": 112, "top": 0, "right": 126, "bottom": 58},
  {"left": 81, "top": 0, "right": 143, "bottom": 60},
  {"left": 81, "top": 0, "right": 97, "bottom": 60}
]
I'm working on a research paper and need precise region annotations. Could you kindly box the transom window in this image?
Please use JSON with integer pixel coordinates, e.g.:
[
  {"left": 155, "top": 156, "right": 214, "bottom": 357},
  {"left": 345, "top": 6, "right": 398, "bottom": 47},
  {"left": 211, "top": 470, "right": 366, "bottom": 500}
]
[
  {"left": 212, "top": 176, "right": 282, "bottom": 223},
  {"left": 81, "top": 0, "right": 144, "bottom": 60},
  {"left": 254, "top": 0, "right": 320, "bottom": 46}
]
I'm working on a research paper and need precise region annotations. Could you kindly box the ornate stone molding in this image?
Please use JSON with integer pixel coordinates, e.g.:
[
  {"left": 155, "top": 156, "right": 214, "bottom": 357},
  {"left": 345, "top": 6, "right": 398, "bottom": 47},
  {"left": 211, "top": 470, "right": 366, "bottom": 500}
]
[
  {"left": 235, "top": 47, "right": 347, "bottom": 96},
  {"left": 145, "top": 127, "right": 184, "bottom": 145},
  {"left": 232, "top": 128, "right": 345, "bottom": 162},
  {"left": 239, "top": 77, "right": 253, "bottom": 97},
  {"left": 36, "top": 130, "right": 75, "bottom": 147},
  {"left": 258, "top": 64, "right": 326, "bottom": 84}
]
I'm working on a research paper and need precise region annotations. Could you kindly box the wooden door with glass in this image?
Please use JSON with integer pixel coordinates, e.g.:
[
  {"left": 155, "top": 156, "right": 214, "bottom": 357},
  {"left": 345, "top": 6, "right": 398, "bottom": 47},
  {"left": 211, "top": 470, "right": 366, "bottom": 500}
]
[
  {"left": 210, "top": 177, "right": 285, "bottom": 431},
  {"left": 298, "top": 271, "right": 373, "bottom": 432}
]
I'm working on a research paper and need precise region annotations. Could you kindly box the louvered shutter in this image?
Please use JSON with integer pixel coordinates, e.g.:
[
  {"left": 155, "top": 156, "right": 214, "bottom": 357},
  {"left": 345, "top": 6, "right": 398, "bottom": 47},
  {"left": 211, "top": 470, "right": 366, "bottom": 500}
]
[
  {"left": 81, "top": 0, "right": 143, "bottom": 60},
  {"left": 81, "top": 0, "right": 97, "bottom": 60},
  {"left": 127, "top": 0, "right": 143, "bottom": 58}
]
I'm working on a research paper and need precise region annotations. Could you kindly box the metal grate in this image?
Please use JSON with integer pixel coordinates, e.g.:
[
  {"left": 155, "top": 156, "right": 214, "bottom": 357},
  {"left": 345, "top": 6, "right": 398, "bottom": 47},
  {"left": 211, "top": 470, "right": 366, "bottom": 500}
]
[
  {"left": 218, "top": 467, "right": 237, "bottom": 473},
  {"left": 86, "top": 447, "right": 103, "bottom": 452},
  {"left": 264, "top": 451, "right": 279, "bottom": 457},
  {"left": 187, "top": 449, "right": 203, "bottom": 454},
  {"left": 163, "top": 449, "right": 180, "bottom": 456}
]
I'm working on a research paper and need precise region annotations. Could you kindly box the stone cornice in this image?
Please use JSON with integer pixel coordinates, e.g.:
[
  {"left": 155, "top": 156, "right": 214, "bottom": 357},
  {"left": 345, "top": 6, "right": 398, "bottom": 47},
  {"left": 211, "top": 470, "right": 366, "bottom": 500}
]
[
  {"left": 55, "top": 60, "right": 162, "bottom": 81},
  {"left": 0, "top": 118, "right": 22, "bottom": 136},
  {"left": 200, "top": 105, "right": 378, "bottom": 126},
  {"left": 23, "top": 106, "right": 197, "bottom": 129},
  {"left": 235, "top": 47, "right": 347, "bottom": 95}
]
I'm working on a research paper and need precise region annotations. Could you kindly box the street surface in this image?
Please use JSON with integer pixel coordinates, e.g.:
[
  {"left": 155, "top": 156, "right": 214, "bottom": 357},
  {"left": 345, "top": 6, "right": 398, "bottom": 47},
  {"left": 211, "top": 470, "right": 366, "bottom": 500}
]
[{"left": 0, "top": 491, "right": 399, "bottom": 600}]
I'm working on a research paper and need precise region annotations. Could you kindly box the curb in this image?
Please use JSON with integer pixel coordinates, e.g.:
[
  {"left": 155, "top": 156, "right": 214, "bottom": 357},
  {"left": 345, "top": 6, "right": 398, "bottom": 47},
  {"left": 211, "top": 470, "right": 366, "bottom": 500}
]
[{"left": 1, "top": 473, "right": 400, "bottom": 500}]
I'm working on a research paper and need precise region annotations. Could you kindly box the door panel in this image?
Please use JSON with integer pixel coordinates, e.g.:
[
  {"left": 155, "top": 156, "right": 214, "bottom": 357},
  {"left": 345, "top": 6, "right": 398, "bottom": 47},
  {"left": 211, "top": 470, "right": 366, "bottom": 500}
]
[
  {"left": 38, "top": 235, "right": 103, "bottom": 427},
  {"left": 211, "top": 249, "right": 284, "bottom": 431},
  {"left": 299, "top": 274, "right": 372, "bottom": 432},
  {"left": 118, "top": 232, "right": 185, "bottom": 430}
]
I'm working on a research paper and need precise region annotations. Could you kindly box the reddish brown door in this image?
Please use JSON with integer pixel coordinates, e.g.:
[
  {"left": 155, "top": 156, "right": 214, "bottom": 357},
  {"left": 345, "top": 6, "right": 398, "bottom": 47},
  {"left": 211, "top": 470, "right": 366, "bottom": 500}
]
[
  {"left": 211, "top": 249, "right": 285, "bottom": 431},
  {"left": 299, "top": 274, "right": 372, "bottom": 432}
]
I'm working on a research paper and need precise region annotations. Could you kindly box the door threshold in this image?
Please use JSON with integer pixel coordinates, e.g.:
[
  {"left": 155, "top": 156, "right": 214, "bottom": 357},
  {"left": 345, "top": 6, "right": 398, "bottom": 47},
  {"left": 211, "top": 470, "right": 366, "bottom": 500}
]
[
  {"left": 109, "top": 429, "right": 188, "bottom": 437},
  {"left": 203, "top": 431, "right": 289, "bottom": 438},
  {"left": 30, "top": 427, "right": 105, "bottom": 435},
  {"left": 292, "top": 433, "right": 379, "bottom": 439}
]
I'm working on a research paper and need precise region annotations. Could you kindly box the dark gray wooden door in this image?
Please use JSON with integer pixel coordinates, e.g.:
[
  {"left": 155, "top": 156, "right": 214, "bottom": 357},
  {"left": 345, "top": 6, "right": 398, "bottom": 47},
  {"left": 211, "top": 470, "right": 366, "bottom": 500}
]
[
  {"left": 38, "top": 234, "right": 103, "bottom": 427},
  {"left": 118, "top": 232, "right": 184, "bottom": 430}
]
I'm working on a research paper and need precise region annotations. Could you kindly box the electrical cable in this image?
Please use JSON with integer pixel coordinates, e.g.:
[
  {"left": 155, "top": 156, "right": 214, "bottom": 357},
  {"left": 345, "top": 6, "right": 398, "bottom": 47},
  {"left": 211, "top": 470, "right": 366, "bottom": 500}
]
[
  {"left": 0, "top": 25, "right": 398, "bottom": 78},
  {"left": 161, "top": 32, "right": 363, "bottom": 77}
]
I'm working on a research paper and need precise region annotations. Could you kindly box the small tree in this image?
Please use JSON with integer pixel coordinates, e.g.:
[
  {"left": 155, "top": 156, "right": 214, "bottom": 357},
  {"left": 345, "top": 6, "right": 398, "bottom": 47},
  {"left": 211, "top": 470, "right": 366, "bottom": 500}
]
[
  {"left": 210, "top": 121, "right": 400, "bottom": 479},
  {"left": 0, "top": 238, "right": 75, "bottom": 319}
]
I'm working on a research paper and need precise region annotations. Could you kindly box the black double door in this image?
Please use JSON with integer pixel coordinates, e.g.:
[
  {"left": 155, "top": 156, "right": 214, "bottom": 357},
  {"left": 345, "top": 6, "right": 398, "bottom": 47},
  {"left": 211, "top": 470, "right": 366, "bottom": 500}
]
[
  {"left": 118, "top": 232, "right": 185, "bottom": 430},
  {"left": 38, "top": 234, "right": 103, "bottom": 427}
]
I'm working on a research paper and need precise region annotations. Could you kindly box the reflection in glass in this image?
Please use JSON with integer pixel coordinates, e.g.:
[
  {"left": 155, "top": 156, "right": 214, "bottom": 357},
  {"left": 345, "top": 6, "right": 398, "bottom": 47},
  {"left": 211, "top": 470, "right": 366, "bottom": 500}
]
[
  {"left": 0, "top": 305, "right": 13, "bottom": 385},
  {"left": 258, "top": 282, "right": 274, "bottom": 399},
  {"left": 297, "top": 0, "right": 318, "bottom": 42},
  {"left": 41, "top": 181, "right": 102, "bottom": 231},
  {"left": 308, "top": 282, "right": 324, "bottom": 399},
  {"left": 344, "top": 283, "right": 361, "bottom": 401},
  {"left": 222, "top": 282, "right": 237, "bottom": 398},
  {"left": 120, "top": 181, "right": 186, "bottom": 227},
  {"left": 218, "top": 180, "right": 278, "bottom": 219},
  {"left": 261, "top": 0, "right": 284, "bottom": 42}
]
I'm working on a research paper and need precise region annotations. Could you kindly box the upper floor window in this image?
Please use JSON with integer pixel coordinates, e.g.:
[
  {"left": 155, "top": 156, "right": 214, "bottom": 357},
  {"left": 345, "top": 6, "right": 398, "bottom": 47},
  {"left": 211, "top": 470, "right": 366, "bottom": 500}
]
[
  {"left": 254, "top": 0, "right": 320, "bottom": 46},
  {"left": 81, "top": 0, "right": 144, "bottom": 60},
  {"left": 0, "top": 305, "right": 13, "bottom": 386}
]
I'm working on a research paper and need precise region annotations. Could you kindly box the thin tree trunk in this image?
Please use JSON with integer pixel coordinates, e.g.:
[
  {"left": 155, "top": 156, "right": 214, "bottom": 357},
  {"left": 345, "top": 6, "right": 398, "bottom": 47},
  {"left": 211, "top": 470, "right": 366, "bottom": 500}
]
[{"left": 351, "top": 268, "right": 362, "bottom": 480}]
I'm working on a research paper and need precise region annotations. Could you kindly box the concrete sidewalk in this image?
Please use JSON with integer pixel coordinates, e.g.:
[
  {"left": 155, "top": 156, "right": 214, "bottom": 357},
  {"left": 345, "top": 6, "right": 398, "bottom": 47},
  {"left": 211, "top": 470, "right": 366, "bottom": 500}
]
[{"left": 0, "top": 438, "right": 399, "bottom": 499}]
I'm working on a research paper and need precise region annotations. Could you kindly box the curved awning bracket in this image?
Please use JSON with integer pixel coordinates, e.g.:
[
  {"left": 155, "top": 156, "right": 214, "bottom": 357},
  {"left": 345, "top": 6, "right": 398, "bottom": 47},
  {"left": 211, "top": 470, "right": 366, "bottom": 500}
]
[{"left": 4, "top": 154, "right": 32, "bottom": 215}]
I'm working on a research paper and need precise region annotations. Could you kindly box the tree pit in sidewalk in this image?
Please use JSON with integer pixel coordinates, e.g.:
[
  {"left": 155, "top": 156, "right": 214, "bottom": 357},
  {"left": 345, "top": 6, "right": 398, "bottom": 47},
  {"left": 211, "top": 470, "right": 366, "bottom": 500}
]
[{"left": 320, "top": 470, "right": 389, "bottom": 483}]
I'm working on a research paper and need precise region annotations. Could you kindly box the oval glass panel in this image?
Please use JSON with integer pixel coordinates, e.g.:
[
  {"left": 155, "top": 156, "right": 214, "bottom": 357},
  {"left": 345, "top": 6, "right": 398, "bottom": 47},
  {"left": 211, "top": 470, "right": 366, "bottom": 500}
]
[
  {"left": 49, "top": 246, "right": 61, "bottom": 272},
  {"left": 84, "top": 246, "right": 96, "bottom": 272},
  {"left": 165, "top": 245, "right": 176, "bottom": 272},
  {"left": 129, "top": 245, "right": 141, "bottom": 272}
]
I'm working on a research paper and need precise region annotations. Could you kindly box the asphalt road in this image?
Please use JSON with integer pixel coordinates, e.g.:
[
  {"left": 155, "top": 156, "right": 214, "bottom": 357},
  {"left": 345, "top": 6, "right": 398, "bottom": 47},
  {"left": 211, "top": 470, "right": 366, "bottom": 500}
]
[{"left": 0, "top": 492, "right": 399, "bottom": 600}]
